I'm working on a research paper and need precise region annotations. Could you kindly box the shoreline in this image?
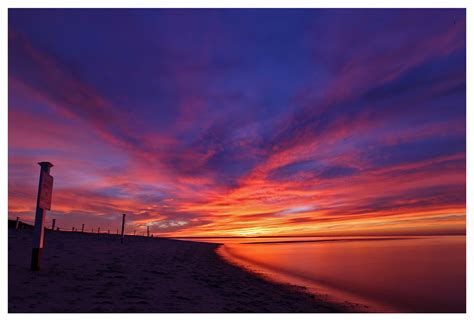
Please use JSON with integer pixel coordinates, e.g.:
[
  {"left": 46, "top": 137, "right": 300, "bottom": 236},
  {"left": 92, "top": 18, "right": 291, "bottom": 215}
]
[
  {"left": 8, "top": 228, "right": 348, "bottom": 313},
  {"left": 216, "top": 236, "right": 466, "bottom": 313},
  {"left": 217, "top": 244, "right": 385, "bottom": 312}
]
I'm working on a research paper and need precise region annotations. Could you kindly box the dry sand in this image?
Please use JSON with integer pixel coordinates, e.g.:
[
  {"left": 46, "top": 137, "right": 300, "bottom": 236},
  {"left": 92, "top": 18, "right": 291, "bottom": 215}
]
[{"left": 8, "top": 228, "right": 346, "bottom": 313}]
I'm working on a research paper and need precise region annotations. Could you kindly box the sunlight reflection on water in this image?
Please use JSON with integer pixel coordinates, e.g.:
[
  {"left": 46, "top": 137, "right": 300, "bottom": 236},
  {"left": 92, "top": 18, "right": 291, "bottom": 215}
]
[{"left": 182, "top": 235, "right": 466, "bottom": 312}]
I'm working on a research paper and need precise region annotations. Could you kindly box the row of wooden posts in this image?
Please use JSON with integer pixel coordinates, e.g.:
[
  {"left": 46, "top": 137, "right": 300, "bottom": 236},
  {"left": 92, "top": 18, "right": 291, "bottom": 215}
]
[{"left": 15, "top": 216, "right": 155, "bottom": 238}]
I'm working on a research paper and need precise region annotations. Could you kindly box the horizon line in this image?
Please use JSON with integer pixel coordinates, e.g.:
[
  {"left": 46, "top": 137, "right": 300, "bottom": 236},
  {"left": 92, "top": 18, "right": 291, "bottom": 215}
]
[{"left": 170, "top": 232, "right": 466, "bottom": 239}]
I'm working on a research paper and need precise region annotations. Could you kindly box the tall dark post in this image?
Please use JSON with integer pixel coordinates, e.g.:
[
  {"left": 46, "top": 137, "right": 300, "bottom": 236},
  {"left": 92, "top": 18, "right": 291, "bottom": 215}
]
[
  {"left": 51, "top": 218, "right": 56, "bottom": 231},
  {"left": 81, "top": 224, "right": 84, "bottom": 233},
  {"left": 15, "top": 217, "right": 20, "bottom": 230},
  {"left": 121, "top": 214, "right": 126, "bottom": 244},
  {"left": 31, "top": 162, "right": 54, "bottom": 271},
  {"left": 147, "top": 226, "right": 150, "bottom": 237}
]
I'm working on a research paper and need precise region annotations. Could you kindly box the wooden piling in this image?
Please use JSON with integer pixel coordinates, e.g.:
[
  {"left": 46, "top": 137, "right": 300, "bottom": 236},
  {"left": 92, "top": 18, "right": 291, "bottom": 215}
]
[
  {"left": 31, "top": 162, "right": 54, "bottom": 271},
  {"left": 121, "top": 214, "right": 126, "bottom": 244}
]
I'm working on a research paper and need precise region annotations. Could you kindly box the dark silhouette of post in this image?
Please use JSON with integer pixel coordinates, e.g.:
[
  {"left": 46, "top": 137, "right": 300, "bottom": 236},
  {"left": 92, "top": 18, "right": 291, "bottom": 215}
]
[
  {"left": 15, "top": 217, "right": 20, "bottom": 230},
  {"left": 56, "top": 227, "right": 60, "bottom": 231},
  {"left": 121, "top": 214, "right": 126, "bottom": 244},
  {"left": 31, "top": 162, "right": 54, "bottom": 271},
  {"left": 51, "top": 218, "right": 56, "bottom": 231},
  {"left": 98, "top": 227, "right": 100, "bottom": 234},
  {"left": 133, "top": 230, "right": 136, "bottom": 236},
  {"left": 147, "top": 226, "right": 150, "bottom": 237},
  {"left": 81, "top": 224, "right": 84, "bottom": 233},
  {"left": 108, "top": 229, "right": 110, "bottom": 234},
  {"left": 72, "top": 227, "right": 75, "bottom": 232}
]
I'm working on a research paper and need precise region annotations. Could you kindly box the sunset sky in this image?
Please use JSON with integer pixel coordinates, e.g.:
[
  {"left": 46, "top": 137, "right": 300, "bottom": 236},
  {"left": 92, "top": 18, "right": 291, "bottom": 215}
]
[{"left": 8, "top": 9, "right": 466, "bottom": 237}]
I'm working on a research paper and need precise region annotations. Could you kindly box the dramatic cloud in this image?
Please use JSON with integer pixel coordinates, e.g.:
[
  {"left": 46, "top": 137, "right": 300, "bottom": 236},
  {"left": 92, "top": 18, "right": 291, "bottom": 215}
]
[{"left": 8, "top": 9, "right": 466, "bottom": 236}]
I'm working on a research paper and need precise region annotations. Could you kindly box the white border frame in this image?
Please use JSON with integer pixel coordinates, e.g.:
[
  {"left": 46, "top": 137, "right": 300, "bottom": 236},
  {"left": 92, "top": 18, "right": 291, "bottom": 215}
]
[{"left": 1, "top": 1, "right": 471, "bottom": 327}]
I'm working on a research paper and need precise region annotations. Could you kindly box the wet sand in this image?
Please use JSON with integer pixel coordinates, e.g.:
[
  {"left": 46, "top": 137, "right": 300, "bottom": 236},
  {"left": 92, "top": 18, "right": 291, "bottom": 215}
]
[{"left": 8, "top": 228, "right": 350, "bottom": 313}]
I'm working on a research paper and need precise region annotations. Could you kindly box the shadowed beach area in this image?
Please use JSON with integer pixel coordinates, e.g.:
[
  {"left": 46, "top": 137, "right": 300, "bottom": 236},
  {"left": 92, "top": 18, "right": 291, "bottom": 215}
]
[{"left": 8, "top": 228, "right": 350, "bottom": 313}]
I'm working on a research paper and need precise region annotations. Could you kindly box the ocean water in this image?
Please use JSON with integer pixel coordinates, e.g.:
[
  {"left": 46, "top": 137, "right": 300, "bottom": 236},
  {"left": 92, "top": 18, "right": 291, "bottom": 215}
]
[{"left": 182, "top": 235, "right": 466, "bottom": 312}]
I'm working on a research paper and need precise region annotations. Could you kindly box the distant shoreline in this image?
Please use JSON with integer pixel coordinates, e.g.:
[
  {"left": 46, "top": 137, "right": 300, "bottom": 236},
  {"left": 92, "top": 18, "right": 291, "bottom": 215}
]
[
  {"left": 224, "top": 237, "right": 420, "bottom": 245},
  {"left": 173, "top": 232, "right": 466, "bottom": 239}
]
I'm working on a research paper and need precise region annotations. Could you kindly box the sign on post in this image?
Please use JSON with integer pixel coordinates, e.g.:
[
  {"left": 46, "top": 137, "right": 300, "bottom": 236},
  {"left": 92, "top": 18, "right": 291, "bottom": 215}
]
[
  {"left": 31, "top": 162, "right": 54, "bottom": 271},
  {"left": 39, "top": 173, "right": 53, "bottom": 210}
]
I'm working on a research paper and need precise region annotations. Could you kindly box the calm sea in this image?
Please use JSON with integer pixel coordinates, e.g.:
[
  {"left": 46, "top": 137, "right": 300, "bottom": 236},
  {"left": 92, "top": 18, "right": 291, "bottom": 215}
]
[{"left": 179, "top": 235, "right": 466, "bottom": 312}]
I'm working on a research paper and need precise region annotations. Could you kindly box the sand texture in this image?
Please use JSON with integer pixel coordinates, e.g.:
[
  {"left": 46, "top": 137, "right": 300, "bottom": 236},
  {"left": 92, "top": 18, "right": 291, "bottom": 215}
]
[{"left": 8, "top": 229, "right": 344, "bottom": 313}]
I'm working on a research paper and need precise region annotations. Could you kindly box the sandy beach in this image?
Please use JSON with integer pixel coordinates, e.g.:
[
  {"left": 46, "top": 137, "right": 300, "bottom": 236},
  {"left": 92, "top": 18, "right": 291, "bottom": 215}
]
[{"left": 8, "top": 228, "right": 347, "bottom": 313}]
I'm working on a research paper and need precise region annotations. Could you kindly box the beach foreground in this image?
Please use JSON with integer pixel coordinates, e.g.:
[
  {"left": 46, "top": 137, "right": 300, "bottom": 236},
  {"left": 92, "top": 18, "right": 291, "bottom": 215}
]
[{"left": 8, "top": 228, "right": 347, "bottom": 313}]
